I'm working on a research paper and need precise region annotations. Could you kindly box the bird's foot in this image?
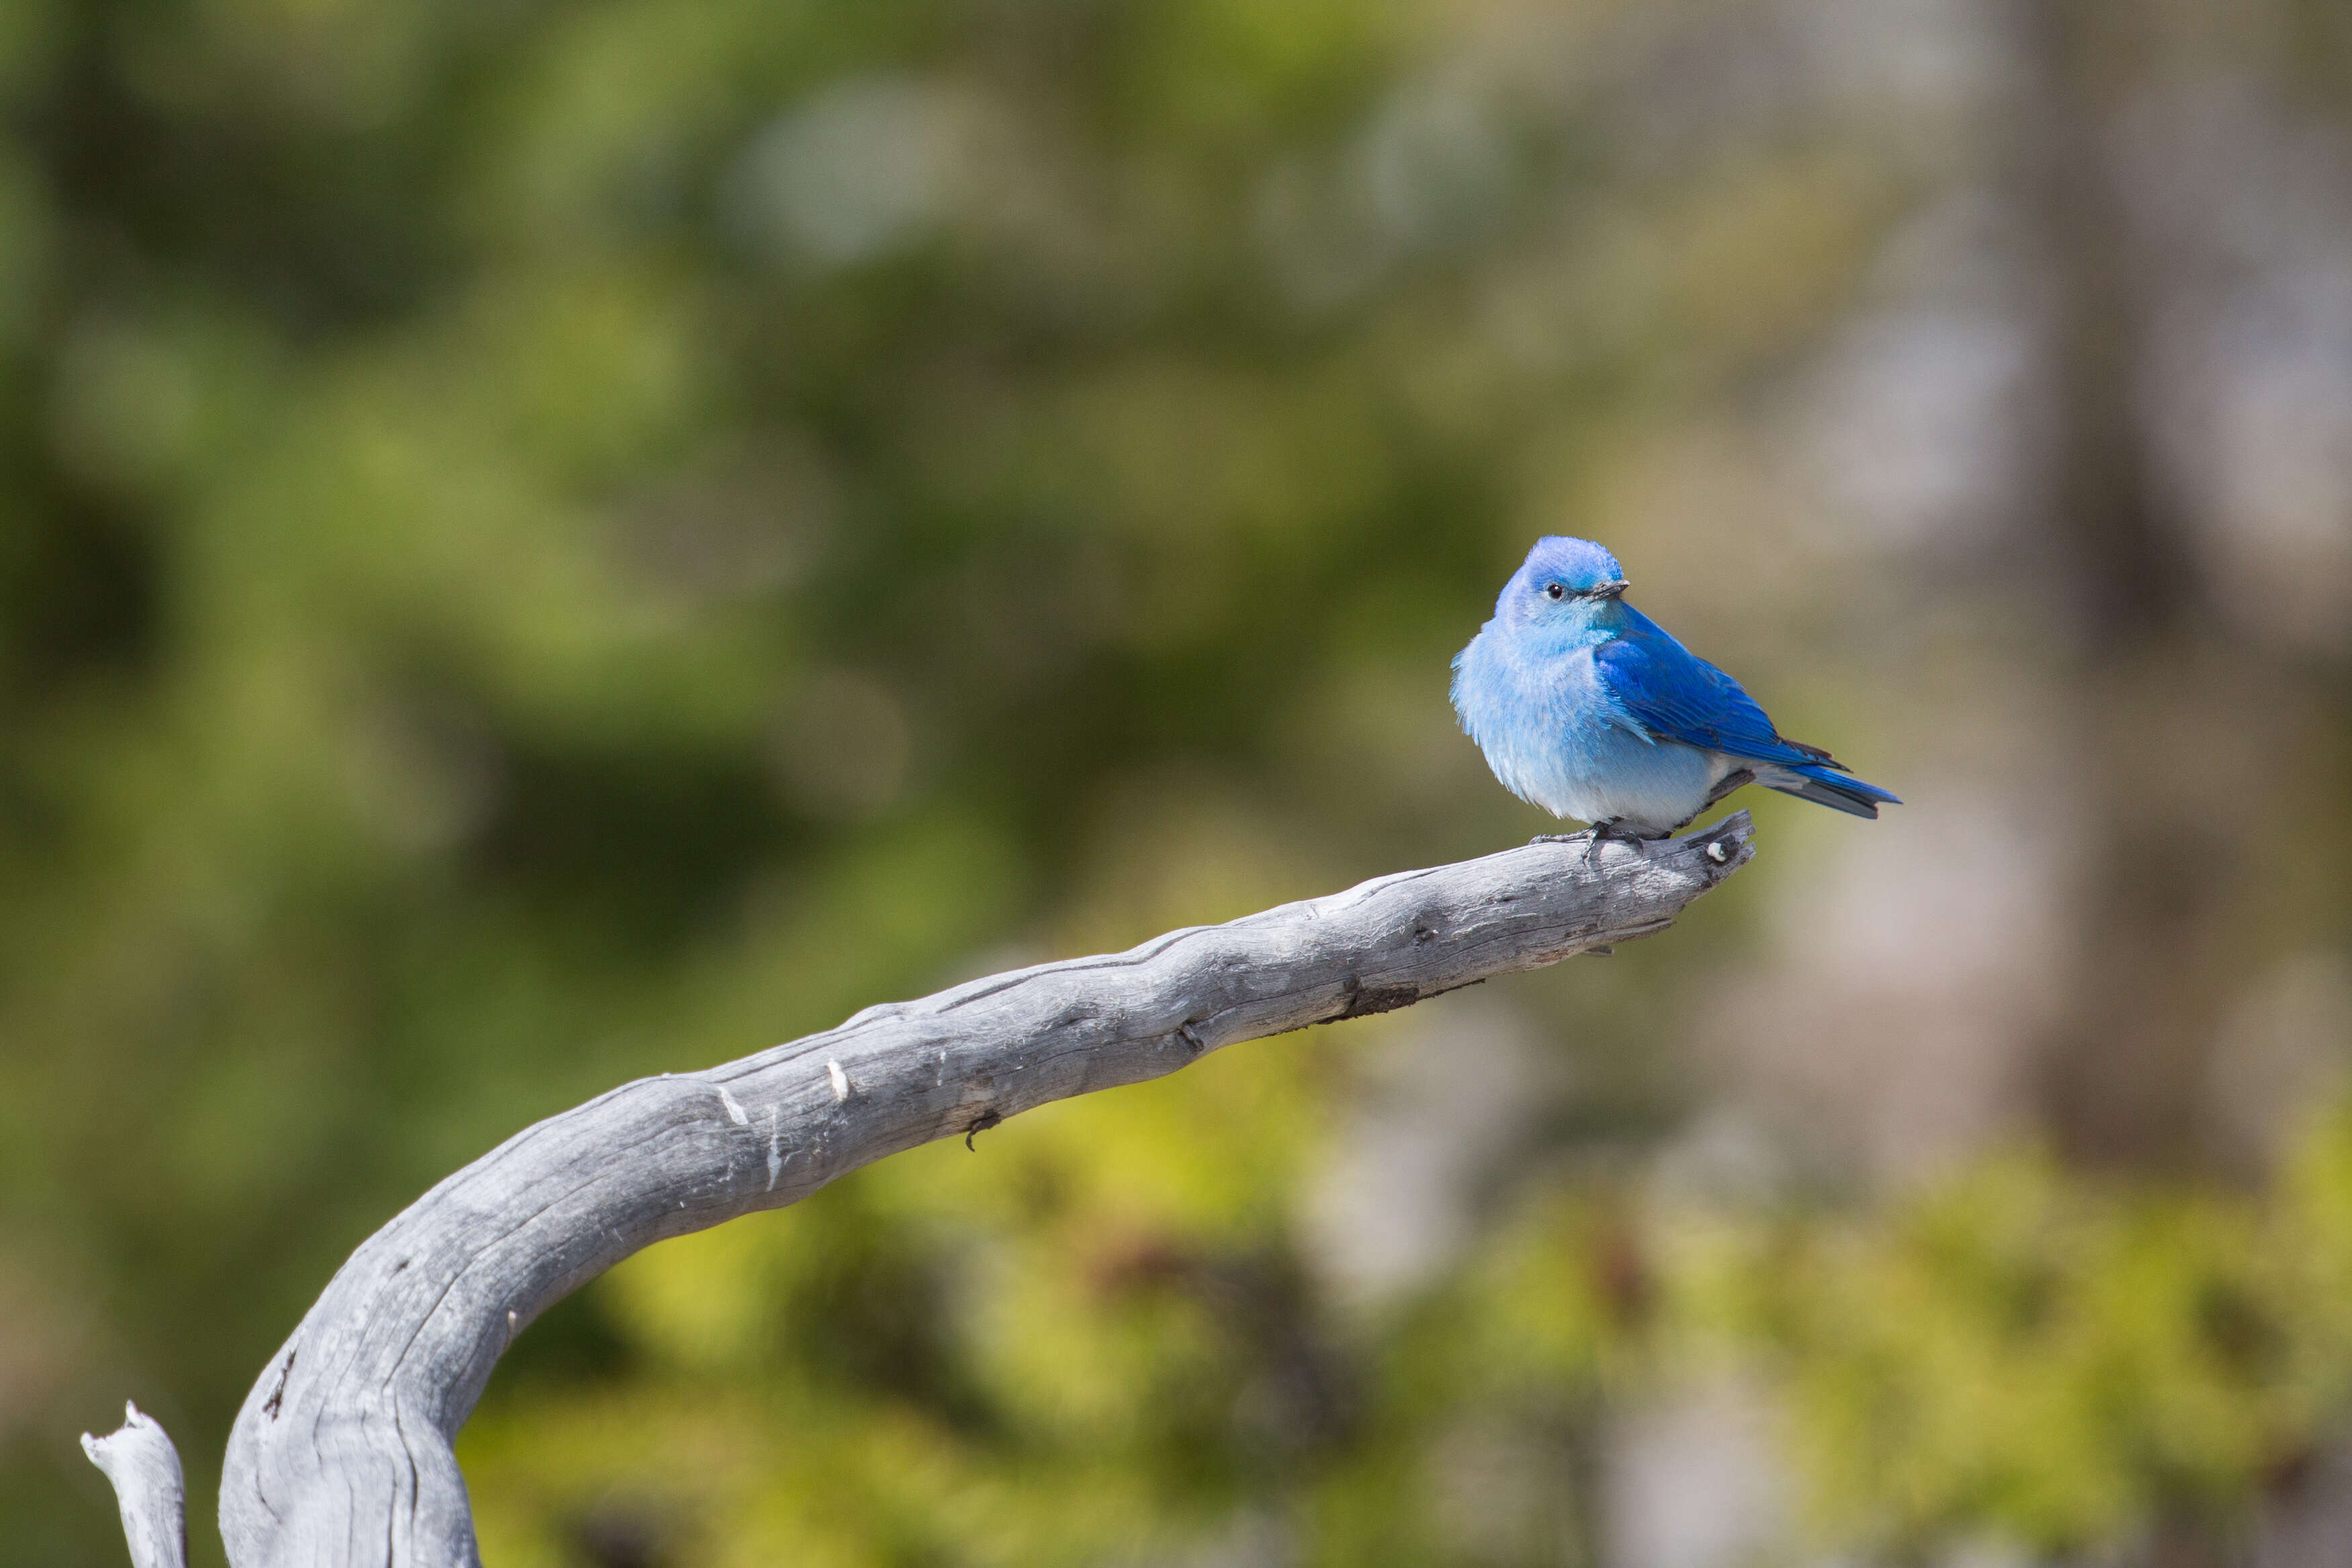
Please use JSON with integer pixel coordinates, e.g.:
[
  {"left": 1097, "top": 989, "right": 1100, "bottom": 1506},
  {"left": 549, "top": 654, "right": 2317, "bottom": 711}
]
[
  {"left": 1586, "top": 820, "right": 1672, "bottom": 865},
  {"left": 1531, "top": 822, "right": 1663, "bottom": 867},
  {"left": 1529, "top": 826, "right": 1609, "bottom": 866}
]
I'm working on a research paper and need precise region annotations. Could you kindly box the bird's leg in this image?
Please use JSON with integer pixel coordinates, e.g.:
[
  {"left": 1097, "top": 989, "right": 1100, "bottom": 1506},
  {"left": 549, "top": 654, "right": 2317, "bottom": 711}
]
[
  {"left": 1529, "top": 826, "right": 1604, "bottom": 869},
  {"left": 1542, "top": 819, "right": 1638, "bottom": 866},
  {"left": 1530, "top": 822, "right": 1611, "bottom": 863},
  {"left": 1530, "top": 820, "right": 1661, "bottom": 867}
]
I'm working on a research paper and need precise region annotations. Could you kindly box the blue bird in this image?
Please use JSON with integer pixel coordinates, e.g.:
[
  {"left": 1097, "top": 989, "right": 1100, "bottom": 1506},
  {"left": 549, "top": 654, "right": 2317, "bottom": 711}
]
[{"left": 1451, "top": 536, "right": 1899, "bottom": 843}]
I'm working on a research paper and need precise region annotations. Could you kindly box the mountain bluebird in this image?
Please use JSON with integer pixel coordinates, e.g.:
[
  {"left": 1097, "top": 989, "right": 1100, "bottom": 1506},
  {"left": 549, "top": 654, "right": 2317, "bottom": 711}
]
[{"left": 1451, "top": 536, "right": 1899, "bottom": 842}]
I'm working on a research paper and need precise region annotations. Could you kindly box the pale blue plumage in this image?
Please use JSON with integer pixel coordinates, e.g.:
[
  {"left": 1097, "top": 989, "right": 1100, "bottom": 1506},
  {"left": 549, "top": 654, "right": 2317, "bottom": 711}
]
[{"left": 1451, "top": 537, "right": 1899, "bottom": 836}]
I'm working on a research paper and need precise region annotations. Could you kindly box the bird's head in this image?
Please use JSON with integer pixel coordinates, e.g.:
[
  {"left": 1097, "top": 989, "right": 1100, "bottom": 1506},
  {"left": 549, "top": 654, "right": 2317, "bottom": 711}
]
[{"left": 1497, "top": 535, "right": 1628, "bottom": 625}]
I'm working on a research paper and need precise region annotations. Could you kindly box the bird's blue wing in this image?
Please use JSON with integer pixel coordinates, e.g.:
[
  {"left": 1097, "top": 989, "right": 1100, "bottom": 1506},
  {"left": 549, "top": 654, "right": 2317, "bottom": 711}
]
[{"left": 1593, "top": 613, "right": 1841, "bottom": 772}]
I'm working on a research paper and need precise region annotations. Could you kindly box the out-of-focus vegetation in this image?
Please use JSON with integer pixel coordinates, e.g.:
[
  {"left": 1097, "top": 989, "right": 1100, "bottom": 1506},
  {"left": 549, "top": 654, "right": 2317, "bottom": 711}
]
[{"left": 1, "top": 0, "right": 2348, "bottom": 1564}]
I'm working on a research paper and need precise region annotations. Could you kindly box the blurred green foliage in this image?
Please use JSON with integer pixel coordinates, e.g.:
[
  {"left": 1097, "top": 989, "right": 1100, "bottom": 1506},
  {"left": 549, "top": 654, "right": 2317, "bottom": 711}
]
[
  {"left": 1, "top": 0, "right": 2347, "bottom": 1565},
  {"left": 1734, "top": 1113, "right": 2352, "bottom": 1560},
  {"left": 457, "top": 1080, "right": 2352, "bottom": 1565}
]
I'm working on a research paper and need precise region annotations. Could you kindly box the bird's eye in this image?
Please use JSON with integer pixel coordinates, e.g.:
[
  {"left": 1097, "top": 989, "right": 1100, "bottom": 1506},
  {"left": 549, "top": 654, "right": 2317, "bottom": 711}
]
[{"left": 1544, "top": 582, "right": 1567, "bottom": 601}]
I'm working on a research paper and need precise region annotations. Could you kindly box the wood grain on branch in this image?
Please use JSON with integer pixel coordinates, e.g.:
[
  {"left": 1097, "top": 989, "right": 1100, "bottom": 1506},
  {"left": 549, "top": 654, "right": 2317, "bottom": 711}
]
[
  {"left": 83, "top": 1403, "right": 189, "bottom": 1568},
  {"left": 118, "top": 816, "right": 1752, "bottom": 1567}
]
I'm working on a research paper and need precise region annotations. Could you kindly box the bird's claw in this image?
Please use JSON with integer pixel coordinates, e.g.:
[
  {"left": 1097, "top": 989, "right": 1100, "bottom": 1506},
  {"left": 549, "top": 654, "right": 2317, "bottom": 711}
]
[
  {"left": 1529, "top": 824, "right": 1637, "bottom": 868},
  {"left": 1581, "top": 820, "right": 1663, "bottom": 867}
]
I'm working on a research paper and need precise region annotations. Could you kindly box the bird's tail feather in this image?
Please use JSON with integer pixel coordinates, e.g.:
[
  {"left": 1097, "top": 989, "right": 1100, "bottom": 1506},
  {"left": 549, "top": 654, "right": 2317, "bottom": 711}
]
[{"left": 1768, "top": 763, "right": 1901, "bottom": 820}]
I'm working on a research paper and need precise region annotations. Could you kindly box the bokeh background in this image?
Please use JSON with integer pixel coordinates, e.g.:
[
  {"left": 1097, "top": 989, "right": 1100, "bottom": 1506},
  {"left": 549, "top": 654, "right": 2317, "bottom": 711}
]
[{"left": 3, "top": 0, "right": 2350, "bottom": 1563}]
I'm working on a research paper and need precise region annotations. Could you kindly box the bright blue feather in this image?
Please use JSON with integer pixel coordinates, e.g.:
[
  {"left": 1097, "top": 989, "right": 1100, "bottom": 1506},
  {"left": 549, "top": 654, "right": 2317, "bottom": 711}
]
[
  {"left": 1452, "top": 536, "right": 1902, "bottom": 831},
  {"left": 1592, "top": 609, "right": 1817, "bottom": 766}
]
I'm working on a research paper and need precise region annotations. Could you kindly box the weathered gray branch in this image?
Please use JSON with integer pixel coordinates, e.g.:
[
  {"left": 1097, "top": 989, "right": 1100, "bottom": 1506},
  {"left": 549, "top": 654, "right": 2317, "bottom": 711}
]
[
  {"left": 107, "top": 816, "right": 1751, "bottom": 1567},
  {"left": 83, "top": 1403, "right": 189, "bottom": 1568}
]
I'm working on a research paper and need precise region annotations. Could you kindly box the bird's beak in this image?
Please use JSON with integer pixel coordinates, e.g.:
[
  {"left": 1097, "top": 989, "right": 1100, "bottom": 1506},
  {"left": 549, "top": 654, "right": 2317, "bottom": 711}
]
[{"left": 1593, "top": 580, "right": 1628, "bottom": 599}]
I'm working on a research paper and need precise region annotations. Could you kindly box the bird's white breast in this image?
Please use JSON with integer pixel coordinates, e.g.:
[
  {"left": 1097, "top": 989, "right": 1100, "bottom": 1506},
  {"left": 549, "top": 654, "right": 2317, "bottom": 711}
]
[{"left": 1455, "top": 636, "right": 1723, "bottom": 833}]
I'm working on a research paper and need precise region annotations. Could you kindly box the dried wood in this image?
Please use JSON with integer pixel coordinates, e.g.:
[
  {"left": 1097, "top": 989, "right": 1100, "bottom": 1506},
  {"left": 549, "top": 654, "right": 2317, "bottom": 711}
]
[
  {"left": 83, "top": 1403, "right": 188, "bottom": 1568},
  {"left": 103, "top": 816, "right": 1753, "bottom": 1567}
]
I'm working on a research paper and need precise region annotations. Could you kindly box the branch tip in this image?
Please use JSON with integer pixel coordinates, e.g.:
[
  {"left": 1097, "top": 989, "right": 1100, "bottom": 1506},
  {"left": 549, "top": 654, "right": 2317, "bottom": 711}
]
[{"left": 81, "top": 1402, "right": 188, "bottom": 1568}]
